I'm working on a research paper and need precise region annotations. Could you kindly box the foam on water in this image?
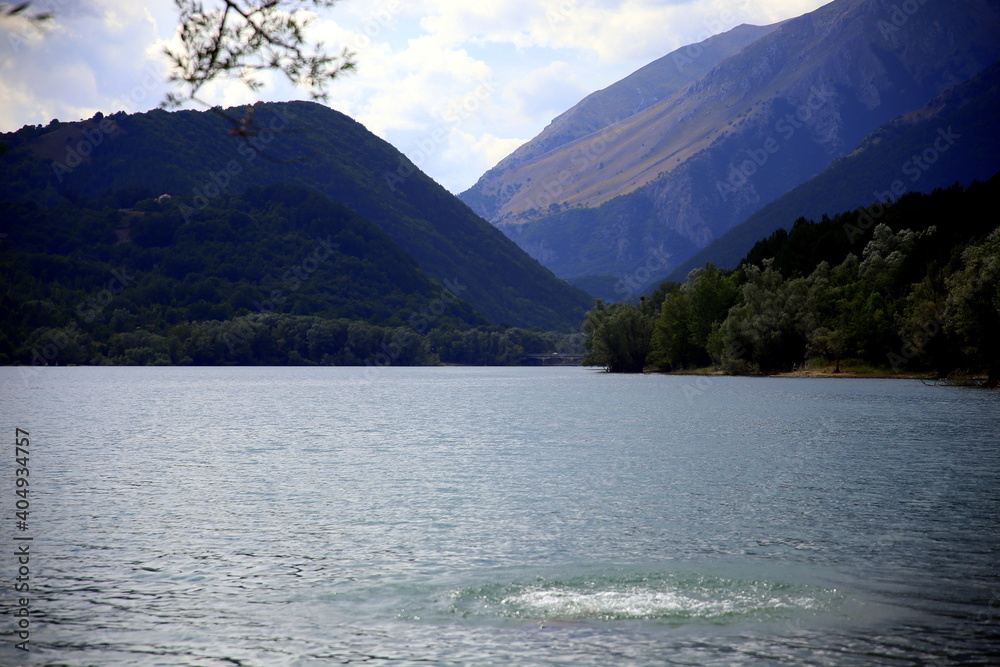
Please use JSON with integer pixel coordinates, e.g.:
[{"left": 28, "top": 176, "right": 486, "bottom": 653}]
[{"left": 449, "top": 570, "right": 837, "bottom": 623}]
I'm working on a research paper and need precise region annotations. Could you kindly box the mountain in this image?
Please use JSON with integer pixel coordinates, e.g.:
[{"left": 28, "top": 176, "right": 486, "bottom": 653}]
[
  {"left": 0, "top": 184, "right": 494, "bottom": 363},
  {"left": 666, "top": 59, "right": 1000, "bottom": 280},
  {"left": 459, "top": 22, "right": 781, "bottom": 221},
  {"left": 460, "top": 0, "right": 1000, "bottom": 288},
  {"left": 639, "top": 175, "right": 1000, "bottom": 380},
  {"left": 0, "top": 101, "right": 592, "bottom": 330}
]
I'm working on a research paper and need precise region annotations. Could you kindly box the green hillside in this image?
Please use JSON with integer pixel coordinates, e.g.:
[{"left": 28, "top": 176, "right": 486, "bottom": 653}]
[
  {"left": 0, "top": 184, "right": 490, "bottom": 364},
  {"left": 0, "top": 101, "right": 592, "bottom": 330},
  {"left": 582, "top": 176, "right": 1000, "bottom": 383}
]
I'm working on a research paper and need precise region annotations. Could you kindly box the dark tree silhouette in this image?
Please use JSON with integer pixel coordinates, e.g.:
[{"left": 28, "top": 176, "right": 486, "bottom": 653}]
[
  {"left": 0, "top": 2, "right": 51, "bottom": 22},
  {"left": 162, "top": 0, "right": 356, "bottom": 108},
  {"left": 2, "top": 2, "right": 354, "bottom": 107},
  {"left": 206, "top": 102, "right": 321, "bottom": 163}
]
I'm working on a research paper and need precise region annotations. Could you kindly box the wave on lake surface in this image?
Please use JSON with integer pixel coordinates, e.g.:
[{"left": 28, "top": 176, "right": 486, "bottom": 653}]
[{"left": 1, "top": 366, "right": 998, "bottom": 665}]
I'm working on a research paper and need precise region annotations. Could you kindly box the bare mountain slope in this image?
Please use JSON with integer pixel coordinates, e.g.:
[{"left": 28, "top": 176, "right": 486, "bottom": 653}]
[
  {"left": 461, "top": 0, "right": 1000, "bottom": 283},
  {"left": 462, "top": 22, "right": 780, "bottom": 222},
  {"left": 666, "top": 58, "right": 1000, "bottom": 281}
]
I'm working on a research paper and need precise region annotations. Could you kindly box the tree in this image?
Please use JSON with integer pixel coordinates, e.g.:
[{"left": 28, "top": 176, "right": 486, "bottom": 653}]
[
  {"left": 3, "top": 2, "right": 353, "bottom": 109},
  {"left": 647, "top": 265, "right": 739, "bottom": 371},
  {"left": 715, "top": 261, "right": 814, "bottom": 374},
  {"left": 648, "top": 287, "right": 694, "bottom": 370},
  {"left": 846, "top": 225, "right": 935, "bottom": 362},
  {"left": 163, "top": 0, "right": 356, "bottom": 108},
  {"left": 893, "top": 272, "right": 950, "bottom": 375},
  {"left": 686, "top": 264, "right": 739, "bottom": 361},
  {"left": 807, "top": 327, "right": 846, "bottom": 372},
  {"left": 583, "top": 300, "right": 654, "bottom": 373},
  {"left": 0, "top": 2, "right": 51, "bottom": 23},
  {"left": 945, "top": 229, "right": 1000, "bottom": 386}
]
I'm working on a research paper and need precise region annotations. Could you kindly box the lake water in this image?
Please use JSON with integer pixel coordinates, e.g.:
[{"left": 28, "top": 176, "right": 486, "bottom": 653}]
[{"left": 1, "top": 366, "right": 999, "bottom": 665}]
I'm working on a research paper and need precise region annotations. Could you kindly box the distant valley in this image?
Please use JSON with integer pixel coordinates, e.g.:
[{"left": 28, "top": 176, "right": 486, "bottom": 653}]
[
  {"left": 3, "top": 0, "right": 1000, "bottom": 370},
  {"left": 460, "top": 0, "right": 1000, "bottom": 297}
]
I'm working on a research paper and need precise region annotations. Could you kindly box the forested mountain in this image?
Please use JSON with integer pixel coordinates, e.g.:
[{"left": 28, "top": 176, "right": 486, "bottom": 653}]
[
  {"left": 668, "top": 59, "right": 1000, "bottom": 280},
  {"left": 0, "top": 184, "right": 587, "bottom": 366},
  {"left": 461, "top": 0, "right": 1000, "bottom": 288},
  {"left": 0, "top": 101, "right": 592, "bottom": 330},
  {"left": 582, "top": 175, "right": 1000, "bottom": 384}
]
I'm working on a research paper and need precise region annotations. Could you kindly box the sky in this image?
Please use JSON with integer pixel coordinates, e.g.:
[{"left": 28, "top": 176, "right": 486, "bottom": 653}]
[{"left": 0, "top": 0, "right": 831, "bottom": 194}]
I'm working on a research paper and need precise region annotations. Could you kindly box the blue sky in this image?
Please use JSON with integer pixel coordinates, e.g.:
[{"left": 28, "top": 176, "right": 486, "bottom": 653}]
[{"left": 0, "top": 0, "right": 830, "bottom": 193}]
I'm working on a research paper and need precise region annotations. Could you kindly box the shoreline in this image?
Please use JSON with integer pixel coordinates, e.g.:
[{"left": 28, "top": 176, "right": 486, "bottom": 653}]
[
  {"left": 768, "top": 369, "right": 938, "bottom": 380},
  {"left": 1, "top": 363, "right": 983, "bottom": 383},
  {"left": 652, "top": 367, "right": 943, "bottom": 380}
]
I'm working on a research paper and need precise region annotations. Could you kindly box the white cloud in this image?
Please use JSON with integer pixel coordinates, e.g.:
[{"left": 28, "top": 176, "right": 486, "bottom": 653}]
[
  {"left": 0, "top": 0, "right": 172, "bottom": 128},
  {"left": 505, "top": 61, "right": 590, "bottom": 121},
  {"left": 437, "top": 127, "right": 527, "bottom": 193},
  {"left": 0, "top": 0, "right": 832, "bottom": 192}
]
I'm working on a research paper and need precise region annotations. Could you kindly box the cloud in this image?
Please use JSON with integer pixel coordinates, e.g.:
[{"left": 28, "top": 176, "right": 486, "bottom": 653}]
[
  {"left": 437, "top": 127, "right": 527, "bottom": 193},
  {"left": 0, "top": 0, "right": 833, "bottom": 192},
  {"left": 415, "top": 0, "right": 701, "bottom": 62},
  {"left": 0, "top": 0, "right": 172, "bottom": 128},
  {"left": 506, "top": 61, "right": 590, "bottom": 121},
  {"left": 414, "top": 0, "right": 832, "bottom": 64}
]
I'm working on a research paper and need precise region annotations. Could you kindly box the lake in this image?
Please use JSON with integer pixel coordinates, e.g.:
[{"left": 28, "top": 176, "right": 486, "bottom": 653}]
[{"left": 1, "top": 366, "right": 998, "bottom": 665}]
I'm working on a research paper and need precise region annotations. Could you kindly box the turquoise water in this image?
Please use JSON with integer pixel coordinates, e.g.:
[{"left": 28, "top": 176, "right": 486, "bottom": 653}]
[{"left": 1, "top": 366, "right": 998, "bottom": 665}]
